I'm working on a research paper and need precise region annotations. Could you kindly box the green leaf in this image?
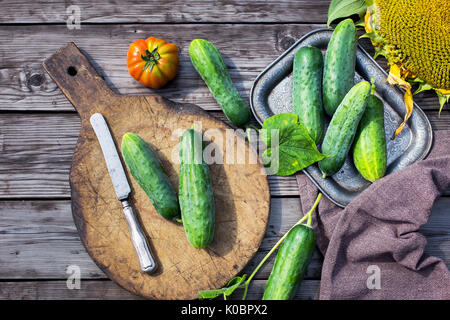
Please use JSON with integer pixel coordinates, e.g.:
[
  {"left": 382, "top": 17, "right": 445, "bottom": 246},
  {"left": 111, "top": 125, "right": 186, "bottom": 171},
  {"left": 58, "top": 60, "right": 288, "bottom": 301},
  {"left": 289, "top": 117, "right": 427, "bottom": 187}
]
[
  {"left": 437, "top": 91, "right": 450, "bottom": 117},
  {"left": 198, "top": 288, "right": 227, "bottom": 300},
  {"left": 410, "top": 77, "right": 433, "bottom": 95},
  {"left": 198, "top": 275, "right": 247, "bottom": 300},
  {"left": 223, "top": 275, "right": 246, "bottom": 296},
  {"left": 261, "top": 113, "right": 326, "bottom": 176},
  {"left": 327, "top": 0, "right": 367, "bottom": 27}
]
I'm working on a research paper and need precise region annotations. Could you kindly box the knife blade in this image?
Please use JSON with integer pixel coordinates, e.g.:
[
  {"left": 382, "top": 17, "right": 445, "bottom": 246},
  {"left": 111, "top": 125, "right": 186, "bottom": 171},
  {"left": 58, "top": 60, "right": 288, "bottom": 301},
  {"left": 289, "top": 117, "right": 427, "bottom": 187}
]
[
  {"left": 90, "top": 113, "right": 130, "bottom": 200},
  {"left": 90, "top": 113, "right": 157, "bottom": 273}
]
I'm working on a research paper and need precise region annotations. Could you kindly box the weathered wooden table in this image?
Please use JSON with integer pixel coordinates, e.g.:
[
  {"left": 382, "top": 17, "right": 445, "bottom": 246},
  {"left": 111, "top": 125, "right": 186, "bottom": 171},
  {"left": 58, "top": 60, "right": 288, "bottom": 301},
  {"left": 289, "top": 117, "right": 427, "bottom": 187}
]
[{"left": 0, "top": 0, "right": 448, "bottom": 300}]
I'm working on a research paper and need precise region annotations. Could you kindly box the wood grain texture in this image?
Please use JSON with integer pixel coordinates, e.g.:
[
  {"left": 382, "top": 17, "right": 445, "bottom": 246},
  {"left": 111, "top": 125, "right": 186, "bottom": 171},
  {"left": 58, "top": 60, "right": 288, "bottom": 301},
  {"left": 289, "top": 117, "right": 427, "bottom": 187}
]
[
  {"left": 42, "top": 43, "right": 270, "bottom": 299},
  {"left": 0, "top": 280, "right": 145, "bottom": 300},
  {"left": 1, "top": 198, "right": 449, "bottom": 281},
  {"left": 0, "top": 24, "right": 443, "bottom": 112},
  {"left": 0, "top": 111, "right": 449, "bottom": 199},
  {"left": 0, "top": 3, "right": 449, "bottom": 301},
  {"left": 0, "top": 0, "right": 329, "bottom": 24},
  {"left": 0, "top": 279, "right": 320, "bottom": 300},
  {"left": 0, "top": 199, "right": 320, "bottom": 280}
]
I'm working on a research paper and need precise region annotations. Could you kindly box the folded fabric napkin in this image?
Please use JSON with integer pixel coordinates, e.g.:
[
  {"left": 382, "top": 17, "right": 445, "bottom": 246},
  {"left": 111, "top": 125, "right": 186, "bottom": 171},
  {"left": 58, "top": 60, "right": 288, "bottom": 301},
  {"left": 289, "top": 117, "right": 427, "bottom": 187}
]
[{"left": 296, "top": 130, "right": 450, "bottom": 300}]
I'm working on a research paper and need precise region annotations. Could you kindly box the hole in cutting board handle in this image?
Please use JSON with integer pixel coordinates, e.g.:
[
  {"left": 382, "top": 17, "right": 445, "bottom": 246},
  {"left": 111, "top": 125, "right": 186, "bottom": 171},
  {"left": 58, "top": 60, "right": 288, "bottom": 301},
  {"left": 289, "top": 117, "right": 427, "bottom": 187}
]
[{"left": 67, "top": 66, "right": 77, "bottom": 76}]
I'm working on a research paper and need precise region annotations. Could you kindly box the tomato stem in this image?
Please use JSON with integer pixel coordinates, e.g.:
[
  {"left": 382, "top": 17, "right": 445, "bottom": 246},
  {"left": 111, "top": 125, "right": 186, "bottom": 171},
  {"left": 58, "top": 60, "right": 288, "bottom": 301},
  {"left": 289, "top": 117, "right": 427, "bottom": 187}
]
[{"left": 141, "top": 47, "right": 160, "bottom": 72}]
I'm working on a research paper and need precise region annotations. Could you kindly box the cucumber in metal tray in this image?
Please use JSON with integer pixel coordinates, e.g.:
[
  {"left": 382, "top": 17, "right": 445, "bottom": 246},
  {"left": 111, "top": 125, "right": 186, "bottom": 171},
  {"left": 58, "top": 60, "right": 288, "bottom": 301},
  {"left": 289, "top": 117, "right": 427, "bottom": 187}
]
[
  {"left": 293, "top": 46, "right": 325, "bottom": 144},
  {"left": 353, "top": 94, "right": 387, "bottom": 182},
  {"left": 323, "top": 18, "right": 357, "bottom": 116},
  {"left": 319, "top": 81, "right": 371, "bottom": 177}
]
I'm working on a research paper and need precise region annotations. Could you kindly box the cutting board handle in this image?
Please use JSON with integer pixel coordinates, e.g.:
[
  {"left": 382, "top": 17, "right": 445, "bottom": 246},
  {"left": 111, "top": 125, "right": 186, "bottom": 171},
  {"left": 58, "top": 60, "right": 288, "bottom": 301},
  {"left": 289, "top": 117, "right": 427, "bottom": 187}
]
[{"left": 43, "top": 42, "right": 119, "bottom": 120}]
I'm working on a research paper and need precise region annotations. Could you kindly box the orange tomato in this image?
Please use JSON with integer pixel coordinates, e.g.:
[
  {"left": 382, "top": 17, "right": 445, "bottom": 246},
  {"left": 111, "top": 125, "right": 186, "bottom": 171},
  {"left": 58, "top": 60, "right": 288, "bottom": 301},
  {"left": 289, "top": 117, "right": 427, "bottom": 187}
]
[{"left": 127, "top": 37, "right": 179, "bottom": 89}]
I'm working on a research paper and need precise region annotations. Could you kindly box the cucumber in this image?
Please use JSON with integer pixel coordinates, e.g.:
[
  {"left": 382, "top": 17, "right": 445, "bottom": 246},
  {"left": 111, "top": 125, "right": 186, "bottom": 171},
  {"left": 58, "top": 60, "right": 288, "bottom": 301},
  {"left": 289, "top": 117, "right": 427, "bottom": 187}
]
[
  {"left": 121, "top": 133, "right": 180, "bottom": 220},
  {"left": 319, "top": 81, "right": 371, "bottom": 177},
  {"left": 292, "top": 46, "right": 325, "bottom": 144},
  {"left": 179, "top": 127, "right": 215, "bottom": 249},
  {"left": 353, "top": 94, "right": 387, "bottom": 182},
  {"left": 323, "top": 18, "right": 357, "bottom": 116},
  {"left": 189, "top": 39, "right": 251, "bottom": 127},
  {"left": 262, "top": 224, "right": 316, "bottom": 300}
]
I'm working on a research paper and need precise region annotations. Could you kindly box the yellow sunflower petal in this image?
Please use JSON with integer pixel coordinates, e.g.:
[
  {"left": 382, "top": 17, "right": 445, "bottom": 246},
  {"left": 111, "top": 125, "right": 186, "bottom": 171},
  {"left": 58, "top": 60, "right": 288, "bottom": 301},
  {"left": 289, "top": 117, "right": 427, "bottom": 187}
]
[
  {"left": 364, "top": 11, "right": 372, "bottom": 33},
  {"left": 387, "top": 64, "right": 414, "bottom": 139},
  {"left": 393, "top": 89, "right": 414, "bottom": 139}
]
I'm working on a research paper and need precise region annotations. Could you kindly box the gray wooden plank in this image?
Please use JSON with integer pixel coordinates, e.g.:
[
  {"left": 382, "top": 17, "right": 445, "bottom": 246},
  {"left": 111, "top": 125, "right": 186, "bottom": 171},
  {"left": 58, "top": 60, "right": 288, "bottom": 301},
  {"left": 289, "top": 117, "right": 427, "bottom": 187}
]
[
  {"left": 0, "top": 198, "right": 322, "bottom": 280},
  {"left": 0, "top": 197, "right": 448, "bottom": 280},
  {"left": 0, "top": 279, "right": 320, "bottom": 300},
  {"left": 0, "top": 280, "right": 144, "bottom": 300},
  {"left": 0, "top": 113, "right": 79, "bottom": 198},
  {"left": 0, "top": 111, "right": 448, "bottom": 199},
  {"left": 0, "top": 0, "right": 329, "bottom": 24},
  {"left": 233, "top": 279, "right": 320, "bottom": 300},
  {"left": 0, "top": 24, "right": 319, "bottom": 112},
  {"left": 0, "top": 233, "right": 105, "bottom": 279},
  {"left": 0, "top": 24, "right": 442, "bottom": 112}
]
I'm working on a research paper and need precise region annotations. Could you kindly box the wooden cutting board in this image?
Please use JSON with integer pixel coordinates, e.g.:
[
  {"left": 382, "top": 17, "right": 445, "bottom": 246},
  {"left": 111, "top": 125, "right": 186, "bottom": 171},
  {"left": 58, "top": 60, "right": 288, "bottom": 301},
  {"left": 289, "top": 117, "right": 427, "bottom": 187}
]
[{"left": 42, "top": 42, "right": 270, "bottom": 300}]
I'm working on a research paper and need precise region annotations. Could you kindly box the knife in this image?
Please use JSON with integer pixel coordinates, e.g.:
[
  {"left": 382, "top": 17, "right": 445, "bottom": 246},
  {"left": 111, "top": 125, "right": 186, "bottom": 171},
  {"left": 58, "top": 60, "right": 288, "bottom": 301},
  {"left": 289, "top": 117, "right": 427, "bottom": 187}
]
[{"left": 90, "top": 113, "right": 157, "bottom": 273}]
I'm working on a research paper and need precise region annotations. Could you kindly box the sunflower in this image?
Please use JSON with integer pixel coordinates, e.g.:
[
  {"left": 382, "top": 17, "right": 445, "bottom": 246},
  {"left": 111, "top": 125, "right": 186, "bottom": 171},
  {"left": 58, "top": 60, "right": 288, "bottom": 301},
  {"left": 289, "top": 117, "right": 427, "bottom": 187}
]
[{"left": 362, "top": 0, "right": 450, "bottom": 137}]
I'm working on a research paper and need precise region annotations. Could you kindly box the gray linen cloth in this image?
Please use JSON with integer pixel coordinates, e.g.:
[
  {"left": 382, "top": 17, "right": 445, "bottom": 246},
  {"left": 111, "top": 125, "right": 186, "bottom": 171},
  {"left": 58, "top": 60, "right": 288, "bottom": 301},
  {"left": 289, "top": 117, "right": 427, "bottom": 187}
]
[{"left": 296, "top": 130, "right": 450, "bottom": 299}]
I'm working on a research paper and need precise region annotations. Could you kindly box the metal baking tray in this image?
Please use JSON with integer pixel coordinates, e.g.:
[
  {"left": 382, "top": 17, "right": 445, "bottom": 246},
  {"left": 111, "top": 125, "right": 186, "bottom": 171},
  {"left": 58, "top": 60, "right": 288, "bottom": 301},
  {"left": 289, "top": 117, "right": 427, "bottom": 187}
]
[{"left": 250, "top": 29, "right": 433, "bottom": 207}]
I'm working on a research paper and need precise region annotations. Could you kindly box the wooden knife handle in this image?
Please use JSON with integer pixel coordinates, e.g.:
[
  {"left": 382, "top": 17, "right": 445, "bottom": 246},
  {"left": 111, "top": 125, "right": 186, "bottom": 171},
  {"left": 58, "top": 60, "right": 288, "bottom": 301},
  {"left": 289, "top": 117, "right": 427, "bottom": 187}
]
[{"left": 42, "top": 42, "right": 119, "bottom": 120}]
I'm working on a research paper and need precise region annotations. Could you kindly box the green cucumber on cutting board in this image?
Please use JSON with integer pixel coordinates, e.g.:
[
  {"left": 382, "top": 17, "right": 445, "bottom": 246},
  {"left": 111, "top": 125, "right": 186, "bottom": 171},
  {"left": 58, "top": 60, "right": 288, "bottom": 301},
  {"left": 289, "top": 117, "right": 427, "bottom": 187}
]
[
  {"left": 121, "top": 132, "right": 180, "bottom": 221},
  {"left": 323, "top": 18, "right": 357, "bottom": 116},
  {"left": 189, "top": 39, "right": 251, "bottom": 127},
  {"left": 42, "top": 42, "right": 270, "bottom": 300},
  {"left": 178, "top": 126, "right": 215, "bottom": 249}
]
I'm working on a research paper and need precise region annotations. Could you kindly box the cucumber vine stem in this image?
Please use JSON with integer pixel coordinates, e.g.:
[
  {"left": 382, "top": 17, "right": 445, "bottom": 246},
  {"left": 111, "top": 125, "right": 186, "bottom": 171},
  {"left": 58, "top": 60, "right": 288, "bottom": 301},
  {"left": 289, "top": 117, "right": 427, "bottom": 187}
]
[
  {"left": 241, "top": 192, "right": 322, "bottom": 300},
  {"left": 370, "top": 77, "right": 376, "bottom": 95},
  {"left": 245, "top": 124, "right": 260, "bottom": 143},
  {"left": 198, "top": 192, "right": 322, "bottom": 300}
]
